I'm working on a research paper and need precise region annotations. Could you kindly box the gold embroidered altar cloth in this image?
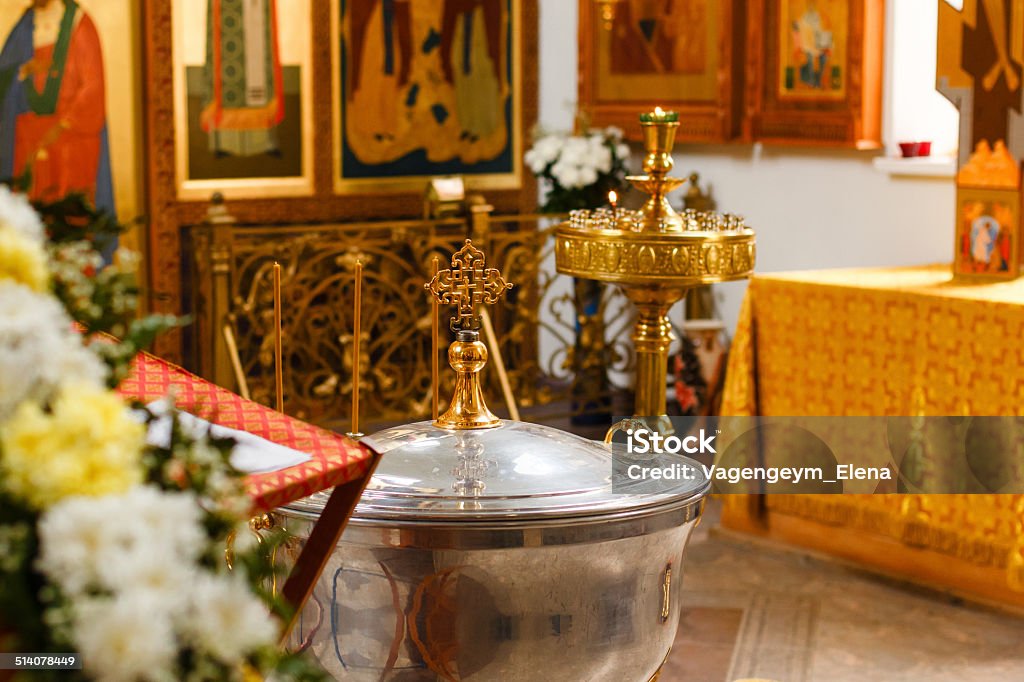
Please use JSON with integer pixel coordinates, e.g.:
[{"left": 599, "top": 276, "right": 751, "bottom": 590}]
[{"left": 720, "top": 264, "right": 1024, "bottom": 608}]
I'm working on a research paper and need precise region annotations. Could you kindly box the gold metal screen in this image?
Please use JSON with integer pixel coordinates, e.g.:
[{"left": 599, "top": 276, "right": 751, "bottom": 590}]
[{"left": 185, "top": 208, "right": 636, "bottom": 434}]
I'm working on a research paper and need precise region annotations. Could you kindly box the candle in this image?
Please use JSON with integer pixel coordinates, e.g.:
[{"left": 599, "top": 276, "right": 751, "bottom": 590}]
[
  {"left": 272, "top": 262, "right": 283, "bottom": 413},
  {"left": 640, "top": 106, "right": 679, "bottom": 123},
  {"left": 350, "top": 260, "right": 363, "bottom": 436},
  {"left": 608, "top": 190, "right": 618, "bottom": 210},
  {"left": 431, "top": 256, "right": 440, "bottom": 422}
]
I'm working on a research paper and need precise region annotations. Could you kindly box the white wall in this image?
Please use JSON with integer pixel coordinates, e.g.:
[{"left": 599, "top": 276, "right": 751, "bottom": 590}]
[
  {"left": 537, "top": 0, "right": 957, "bottom": 333},
  {"left": 887, "top": 0, "right": 960, "bottom": 157}
]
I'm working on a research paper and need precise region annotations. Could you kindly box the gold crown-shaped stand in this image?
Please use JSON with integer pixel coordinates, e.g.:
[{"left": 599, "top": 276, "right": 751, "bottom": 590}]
[
  {"left": 555, "top": 108, "right": 756, "bottom": 422},
  {"left": 425, "top": 240, "right": 513, "bottom": 430}
]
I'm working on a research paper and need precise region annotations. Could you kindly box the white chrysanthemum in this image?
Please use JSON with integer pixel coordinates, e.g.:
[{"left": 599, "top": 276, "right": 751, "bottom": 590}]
[
  {"left": 578, "top": 166, "right": 599, "bottom": 187},
  {"left": 185, "top": 573, "right": 277, "bottom": 664},
  {"left": 604, "top": 126, "right": 625, "bottom": 141},
  {"left": 99, "top": 549, "right": 195, "bottom": 618},
  {"left": 104, "top": 487, "right": 206, "bottom": 560},
  {"left": 0, "top": 282, "right": 107, "bottom": 421},
  {"left": 73, "top": 595, "right": 178, "bottom": 682},
  {"left": 549, "top": 135, "right": 616, "bottom": 189},
  {"left": 525, "top": 135, "right": 563, "bottom": 173},
  {"left": 524, "top": 149, "right": 547, "bottom": 174},
  {"left": 0, "top": 185, "right": 44, "bottom": 243},
  {"left": 36, "top": 496, "right": 114, "bottom": 594},
  {"left": 559, "top": 137, "right": 589, "bottom": 166},
  {"left": 37, "top": 487, "right": 206, "bottom": 597},
  {"left": 616, "top": 143, "right": 631, "bottom": 161},
  {"left": 551, "top": 160, "right": 583, "bottom": 189},
  {"left": 586, "top": 138, "right": 613, "bottom": 174}
]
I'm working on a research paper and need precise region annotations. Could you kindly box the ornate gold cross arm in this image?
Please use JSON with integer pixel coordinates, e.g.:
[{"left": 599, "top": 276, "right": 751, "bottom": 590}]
[{"left": 425, "top": 240, "right": 513, "bottom": 331}]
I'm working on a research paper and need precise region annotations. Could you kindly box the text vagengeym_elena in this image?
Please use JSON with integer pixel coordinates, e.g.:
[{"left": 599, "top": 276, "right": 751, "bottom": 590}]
[
  {"left": 622, "top": 428, "right": 892, "bottom": 484},
  {"left": 624, "top": 462, "right": 892, "bottom": 484}
]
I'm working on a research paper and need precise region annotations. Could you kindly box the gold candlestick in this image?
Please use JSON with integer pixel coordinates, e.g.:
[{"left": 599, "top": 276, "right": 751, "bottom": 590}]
[
  {"left": 627, "top": 107, "right": 685, "bottom": 233},
  {"left": 272, "top": 262, "right": 284, "bottom": 413},
  {"left": 555, "top": 108, "right": 756, "bottom": 424}
]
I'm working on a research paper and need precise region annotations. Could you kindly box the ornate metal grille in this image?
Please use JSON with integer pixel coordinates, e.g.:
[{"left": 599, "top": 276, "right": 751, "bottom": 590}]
[{"left": 185, "top": 209, "right": 636, "bottom": 434}]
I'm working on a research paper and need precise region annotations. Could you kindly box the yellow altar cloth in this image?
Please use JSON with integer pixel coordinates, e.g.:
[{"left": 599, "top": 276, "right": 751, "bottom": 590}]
[{"left": 720, "top": 264, "right": 1024, "bottom": 608}]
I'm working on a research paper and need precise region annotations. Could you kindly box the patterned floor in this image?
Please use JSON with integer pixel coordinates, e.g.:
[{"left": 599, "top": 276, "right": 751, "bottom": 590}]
[{"left": 662, "top": 502, "right": 1024, "bottom": 682}]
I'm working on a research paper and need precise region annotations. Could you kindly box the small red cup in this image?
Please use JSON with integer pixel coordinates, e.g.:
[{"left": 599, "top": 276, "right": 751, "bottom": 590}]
[
  {"left": 899, "top": 142, "right": 919, "bottom": 158},
  {"left": 916, "top": 141, "right": 932, "bottom": 157}
]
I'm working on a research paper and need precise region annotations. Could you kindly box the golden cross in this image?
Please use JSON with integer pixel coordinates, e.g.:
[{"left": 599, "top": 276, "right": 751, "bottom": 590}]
[{"left": 426, "top": 240, "right": 512, "bottom": 331}]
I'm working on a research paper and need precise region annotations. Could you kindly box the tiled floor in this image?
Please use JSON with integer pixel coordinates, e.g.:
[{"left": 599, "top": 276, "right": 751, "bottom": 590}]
[{"left": 661, "top": 502, "right": 1024, "bottom": 682}]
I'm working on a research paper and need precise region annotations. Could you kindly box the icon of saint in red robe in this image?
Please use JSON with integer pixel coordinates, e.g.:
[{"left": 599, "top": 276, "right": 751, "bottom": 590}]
[{"left": 0, "top": 0, "right": 115, "bottom": 216}]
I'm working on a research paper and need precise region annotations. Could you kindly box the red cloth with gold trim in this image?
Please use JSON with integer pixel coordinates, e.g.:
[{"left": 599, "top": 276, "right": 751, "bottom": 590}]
[{"left": 118, "top": 352, "right": 376, "bottom": 513}]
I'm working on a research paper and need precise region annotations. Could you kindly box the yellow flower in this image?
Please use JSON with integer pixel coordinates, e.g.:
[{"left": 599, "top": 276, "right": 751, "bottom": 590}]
[
  {"left": 0, "top": 224, "right": 48, "bottom": 292},
  {"left": 0, "top": 384, "right": 145, "bottom": 509}
]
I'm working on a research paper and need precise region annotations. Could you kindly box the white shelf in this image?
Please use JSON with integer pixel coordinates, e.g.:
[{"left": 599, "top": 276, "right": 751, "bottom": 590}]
[{"left": 873, "top": 156, "right": 956, "bottom": 179}]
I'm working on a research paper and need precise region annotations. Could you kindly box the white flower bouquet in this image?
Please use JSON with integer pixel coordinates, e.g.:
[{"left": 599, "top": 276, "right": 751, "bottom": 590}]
[
  {"left": 525, "top": 126, "right": 632, "bottom": 212},
  {"left": 0, "top": 188, "right": 325, "bottom": 681}
]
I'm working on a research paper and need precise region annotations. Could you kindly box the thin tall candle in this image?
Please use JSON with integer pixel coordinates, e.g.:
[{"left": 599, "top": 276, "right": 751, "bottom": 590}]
[
  {"left": 273, "top": 262, "right": 283, "bottom": 413},
  {"left": 351, "top": 261, "right": 363, "bottom": 436},
  {"left": 431, "top": 256, "right": 440, "bottom": 422}
]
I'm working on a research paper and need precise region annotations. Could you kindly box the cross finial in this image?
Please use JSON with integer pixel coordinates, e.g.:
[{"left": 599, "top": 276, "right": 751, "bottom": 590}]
[{"left": 425, "top": 240, "right": 512, "bottom": 331}]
